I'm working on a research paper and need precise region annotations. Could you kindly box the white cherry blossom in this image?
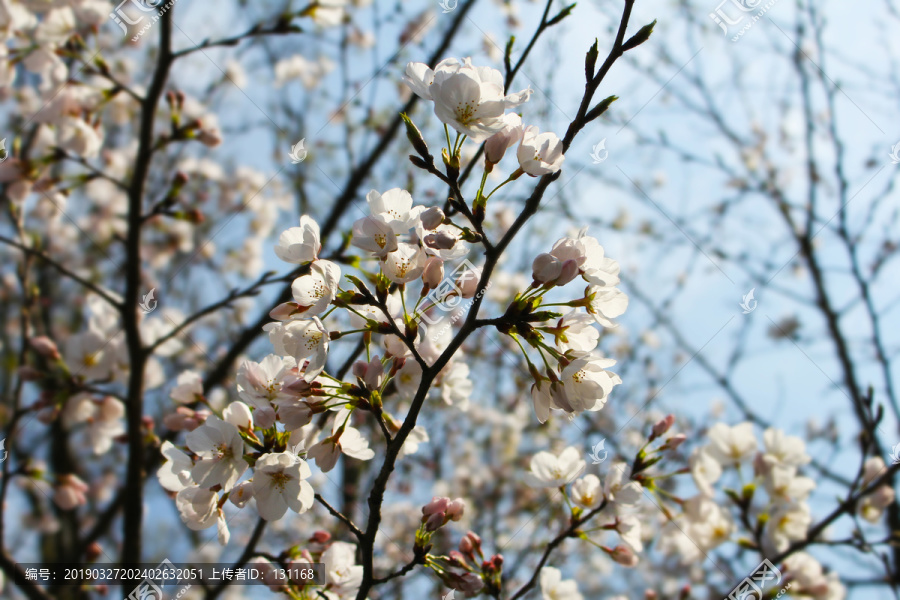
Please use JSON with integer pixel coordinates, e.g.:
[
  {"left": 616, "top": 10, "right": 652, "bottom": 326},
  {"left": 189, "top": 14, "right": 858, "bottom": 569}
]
[
  {"left": 186, "top": 416, "right": 248, "bottom": 492},
  {"left": 274, "top": 215, "right": 321, "bottom": 264},
  {"left": 539, "top": 567, "right": 583, "bottom": 600},
  {"left": 517, "top": 125, "right": 565, "bottom": 175},
  {"left": 403, "top": 57, "right": 532, "bottom": 142},
  {"left": 525, "top": 447, "right": 585, "bottom": 488},
  {"left": 251, "top": 452, "right": 314, "bottom": 521}
]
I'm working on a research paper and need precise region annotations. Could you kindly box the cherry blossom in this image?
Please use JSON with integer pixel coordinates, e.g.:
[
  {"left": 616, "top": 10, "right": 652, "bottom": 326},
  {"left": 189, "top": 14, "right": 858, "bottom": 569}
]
[
  {"left": 251, "top": 452, "right": 314, "bottom": 521},
  {"left": 539, "top": 567, "right": 583, "bottom": 600},
  {"left": 274, "top": 215, "right": 321, "bottom": 264},
  {"left": 403, "top": 57, "right": 532, "bottom": 141},
  {"left": 185, "top": 415, "right": 248, "bottom": 492},
  {"left": 525, "top": 447, "right": 586, "bottom": 488},
  {"left": 517, "top": 126, "right": 565, "bottom": 175},
  {"left": 264, "top": 317, "right": 329, "bottom": 381}
]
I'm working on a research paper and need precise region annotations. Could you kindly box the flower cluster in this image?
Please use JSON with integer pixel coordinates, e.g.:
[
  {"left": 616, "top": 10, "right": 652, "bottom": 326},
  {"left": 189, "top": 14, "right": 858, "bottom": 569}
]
[{"left": 660, "top": 423, "right": 817, "bottom": 563}]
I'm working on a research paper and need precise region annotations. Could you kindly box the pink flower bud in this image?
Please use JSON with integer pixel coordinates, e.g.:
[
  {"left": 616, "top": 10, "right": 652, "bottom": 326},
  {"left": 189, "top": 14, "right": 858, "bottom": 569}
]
[
  {"left": 420, "top": 207, "right": 445, "bottom": 230},
  {"left": 30, "top": 336, "right": 60, "bottom": 361},
  {"left": 310, "top": 530, "right": 331, "bottom": 544},
  {"left": 425, "top": 512, "right": 445, "bottom": 531},
  {"left": 352, "top": 361, "right": 368, "bottom": 379},
  {"left": 652, "top": 414, "right": 675, "bottom": 438},
  {"left": 456, "top": 572, "right": 485, "bottom": 594},
  {"left": 661, "top": 433, "right": 686, "bottom": 451},
  {"left": 423, "top": 496, "right": 450, "bottom": 516},
  {"left": 422, "top": 256, "right": 444, "bottom": 289},
  {"left": 609, "top": 545, "right": 639, "bottom": 567},
  {"left": 424, "top": 231, "right": 457, "bottom": 250},
  {"left": 456, "top": 267, "right": 481, "bottom": 299},
  {"left": 484, "top": 114, "right": 523, "bottom": 165},
  {"left": 555, "top": 259, "right": 580, "bottom": 285},
  {"left": 363, "top": 356, "right": 384, "bottom": 390},
  {"left": 532, "top": 253, "right": 562, "bottom": 284},
  {"left": 446, "top": 498, "right": 465, "bottom": 521}
]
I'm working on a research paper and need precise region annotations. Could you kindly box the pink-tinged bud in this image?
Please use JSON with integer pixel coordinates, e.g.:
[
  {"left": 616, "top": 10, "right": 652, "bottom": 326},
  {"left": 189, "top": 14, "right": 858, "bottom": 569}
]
[
  {"left": 30, "top": 336, "right": 60, "bottom": 360},
  {"left": 352, "top": 361, "right": 368, "bottom": 379},
  {"left": 424, "top": 231, "right": 457, "bottom": 250},
  {"left": 609, "top": 545, "right": 639, "bottom": 567},
  {"left": 53, "top": 474, "right": 89, "bottom": 510},
  {"left": 461, "top": 531, "right": 483, "bottom": 558},
  {"left": 142, "top": 415, "right": 155, "bottom": 432},
  {"left": 448, "top": 550, "right": 468, "bottom": 567},
  {"left": 651, "top": 414, "right": 675, "bottom": 439},
  {"left": 423, "top": 496, "right": 450, "bottom": 516},
  {"left": 422, "top": 256, "right": 444, "bottom": 289},
  {"left": 17, "top": 366, "right": 42, "bottom": 381},
  {"left": 456, "top": 267, "right": 481, "bottom": 299},
  {"left": 484, "top": 114, "right": 523, "bottom": 164},
  {"left": 425, "top": 512, "right": 445, "bottom": 532},
  {"left": 364, "top": 356, "right": 384, "bottom": 390},
  {"left": 555, "top": 259, "right": 580, "bottom": 285},
  {"left": 645, "top": 591, "right": 658, "bottom": 600},
  {"left": 446, "top": 498, "right": 465, "bottom": 521},
  {"left": 661, "top": 433, "right": 686, "bottom": 451},
  {"left": 532, "top": 253, "right": 562, "bottom": 284},
  {"left": 310, "top": 530, "right": 331, "bottom": 544},
  {"left": 679, "top": 585, "right": 691, "bottom": 600},
  {"left": 420, "top": 207, "right": 445, "bottom": 230},
  {"left": 490, "top": 554, "right": 503, "bottom": 568},
  {"left": 456, "top": 573, "right": 484, "bottom": 594}
]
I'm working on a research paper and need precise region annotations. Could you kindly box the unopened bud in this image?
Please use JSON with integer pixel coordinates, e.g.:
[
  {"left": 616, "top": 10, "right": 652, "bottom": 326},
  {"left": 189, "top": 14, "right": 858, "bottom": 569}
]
[
  {"left": 420, "top": 207, "right": 445, "bottom": 230},
  {"left": 661, "top": 433, "right": 686, "bottom": 451},
  {"left": 422, "top": 257, "right": 444, "bottom": 289},
  {"left": 651, "top": 414, "right": 675, "bottom": 439},
  {"left": 424, "top": 231, "right": 456, "bottom": 250},
  {"left": 532, "top": 253, "right": 562, "bottom": 284},
  {"left": 446, "top": 498, "right": 465, "bottom": 521},
  {"left": 555, "top": 259, "right": 579, "bottom": 285},
  {"left": 30, "top": 336, "right": 60, "bottom": 361}
]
